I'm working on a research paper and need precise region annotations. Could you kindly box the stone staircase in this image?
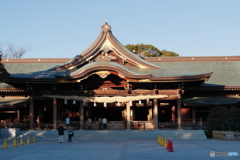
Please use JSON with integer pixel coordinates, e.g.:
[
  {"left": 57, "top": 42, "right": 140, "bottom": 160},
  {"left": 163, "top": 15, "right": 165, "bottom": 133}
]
[{"left": 8, "top": 129, "right": 207, "bottom": 141}]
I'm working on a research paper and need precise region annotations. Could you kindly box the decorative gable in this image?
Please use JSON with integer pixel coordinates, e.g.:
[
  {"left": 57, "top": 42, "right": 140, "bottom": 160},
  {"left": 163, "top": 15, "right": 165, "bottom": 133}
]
[{"left": 54, "top": 22, "right": 162, "bottom": 71}]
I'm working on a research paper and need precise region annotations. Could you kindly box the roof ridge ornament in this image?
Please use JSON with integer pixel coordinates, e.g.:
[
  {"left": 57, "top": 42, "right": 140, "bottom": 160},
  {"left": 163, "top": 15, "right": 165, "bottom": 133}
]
[{"left": 102, "top": 20, "right": 112, "bottom": 32}]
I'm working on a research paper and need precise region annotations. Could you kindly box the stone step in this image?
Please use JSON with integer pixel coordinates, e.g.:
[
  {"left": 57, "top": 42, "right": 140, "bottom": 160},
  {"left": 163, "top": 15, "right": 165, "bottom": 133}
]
[{"left": 12, "top": 130, "right": 207, "bottom": 140}]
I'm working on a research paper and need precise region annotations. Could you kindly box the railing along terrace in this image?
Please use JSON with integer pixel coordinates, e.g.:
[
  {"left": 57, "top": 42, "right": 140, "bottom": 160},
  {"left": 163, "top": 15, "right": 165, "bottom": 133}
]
[
  {"left": 131, "top": 122, "right": 145, "bottom": 130},
  {"left": 33, "top": 123, "right": 54, "bottom": 130},
  {"left": 0, "top": 123, "right": 29, "bottom": 130},
  {"left": 213, "top": 131, "right": 240, "bottom": 140},
  {"left": 159, "top": 122, "right": 207, "bottom": 130}
]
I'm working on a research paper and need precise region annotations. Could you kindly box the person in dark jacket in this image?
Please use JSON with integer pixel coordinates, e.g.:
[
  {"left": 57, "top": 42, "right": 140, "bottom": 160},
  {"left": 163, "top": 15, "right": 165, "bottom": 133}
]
[
  {"left": 67, "top": 125, "right": 74, "bottom": 142},
  {"left": 58, "top": 125, "right": 65, "bottom": 143}
]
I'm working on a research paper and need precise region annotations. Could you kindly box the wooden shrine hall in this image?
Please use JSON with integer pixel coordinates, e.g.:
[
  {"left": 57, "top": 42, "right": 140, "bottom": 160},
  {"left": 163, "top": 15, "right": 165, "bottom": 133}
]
[{"left": 1, "top": 22, "right": 240, "bottom": 130}]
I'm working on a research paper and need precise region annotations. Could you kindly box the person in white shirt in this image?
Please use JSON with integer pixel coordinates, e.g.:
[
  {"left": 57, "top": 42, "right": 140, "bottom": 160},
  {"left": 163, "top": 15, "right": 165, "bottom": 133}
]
[
  {"left": 65, "top": 117, "right": 70, "bottom": 127},
  {"left": 102, "top": 118, "right": 107, "bottom": 130}
]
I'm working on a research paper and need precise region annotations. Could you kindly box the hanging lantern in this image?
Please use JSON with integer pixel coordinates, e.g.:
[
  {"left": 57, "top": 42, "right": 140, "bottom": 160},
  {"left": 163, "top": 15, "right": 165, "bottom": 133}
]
[
  {"left": 139, "top": 100, "right": 141, "bottom": 104},
  {"left": 94, "top": 102, "right": 96, "bottom": 107},
  {"left": 73, "top": 100, "right": 76, "bottom": 104},
  {"left": 117, "top": 101, "right": 120, "bottom": 106},
  {"left": 64, "top": 99, "right": 67, "bottom": 105}
]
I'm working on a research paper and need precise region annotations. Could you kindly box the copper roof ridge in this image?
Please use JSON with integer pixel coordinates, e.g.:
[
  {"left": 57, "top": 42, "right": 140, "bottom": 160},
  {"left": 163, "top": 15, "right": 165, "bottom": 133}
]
[
  {"left": 106, "top": 31, "right": 162, "bottom": 69},
  {"left": 146, "top": 56, "right": 240, "bottom": 62},
  {"left": 149, "top": 72, "right": 213, "bottom": 81}
]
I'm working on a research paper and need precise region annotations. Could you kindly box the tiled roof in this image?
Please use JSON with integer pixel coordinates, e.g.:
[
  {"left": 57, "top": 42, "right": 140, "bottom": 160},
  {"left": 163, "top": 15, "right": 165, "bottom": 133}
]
[
  {"left": 0, "top": 97, "right": 30, "bottom": 107},
  {"left": 3, "top": 61, "right": 210, "bottom": 82},
  {"left": 128, "top": 68, "right": 209, "bottom": 78},
  {"left": 1, "top": 58, "right": 240, "bottom": 87},
  {"left": 0, "top": 62, "right": 62, "bottom": 87},
  {"left": 3, "top": 63, "right": 62, "bottom": 74},
  {"left": 151, "top": 61, "right": 240, "bottom": 86},
  {"left": 182, "top": 97, "right": 240, "bottom": 105}
]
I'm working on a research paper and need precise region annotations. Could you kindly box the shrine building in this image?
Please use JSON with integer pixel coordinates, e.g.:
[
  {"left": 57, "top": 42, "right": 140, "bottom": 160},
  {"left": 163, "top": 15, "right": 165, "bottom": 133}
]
[{"left": 1, "top": 22, "right": 240, "bottom": 130}]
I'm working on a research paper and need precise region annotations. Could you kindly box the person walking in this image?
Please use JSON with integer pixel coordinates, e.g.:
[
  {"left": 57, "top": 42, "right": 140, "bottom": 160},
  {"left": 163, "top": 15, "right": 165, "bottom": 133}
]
[
  {"left": 103, "top": 117, "right": 107, "bottom": 130},
  {"left": 67, "top": 125, "right": 74, "bottom": 142},
  {"left": 65, "top": 117, "right": 70, "bottom": 127},
  {"left": 57, "top": 125, "right": 65, "bottom": 143},
  {"left": 98, "top": 117, "right": 102, "bottom": 130}
]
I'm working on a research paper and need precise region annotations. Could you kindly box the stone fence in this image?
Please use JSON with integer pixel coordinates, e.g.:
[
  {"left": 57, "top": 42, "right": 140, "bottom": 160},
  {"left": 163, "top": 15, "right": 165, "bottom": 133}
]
[{"left": 213, "top": 131, "right": 240, "bottom": 140}]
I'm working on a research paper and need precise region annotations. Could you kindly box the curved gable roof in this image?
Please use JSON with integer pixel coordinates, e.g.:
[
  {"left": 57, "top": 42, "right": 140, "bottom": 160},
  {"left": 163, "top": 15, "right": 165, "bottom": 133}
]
[
  {"left": 1, "top": 23, "right": 213, "bottom": 83},
  {"left": 68, "top": 61, "right": 152, "bottom": 79},
  {"left": 54, "top": 23, "right": 161, "bottom": 70}
]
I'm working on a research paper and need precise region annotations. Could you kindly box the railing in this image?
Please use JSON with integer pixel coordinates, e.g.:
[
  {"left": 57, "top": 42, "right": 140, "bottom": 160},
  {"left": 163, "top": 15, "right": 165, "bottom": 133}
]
[
  {"left": 1, "top": 122, "right": 207, "bottom": 130},
  {"left": 0, "top": 123, "right": 29, "bottom": 130},
  {"left": 1, "top": 122, "right": 127, "bottom": 130},
  {"left": 84, "top": 121, "right": 126, "bottom": 130},
  {"left": 159, "top": 122, "right": 178, "bottom": 129},
  {"left": 33, "top": 123, "right": 54, "bottom": 130},
  {"left": 132, "top": 122, "right": 145, "bottom": 130},
  {"left": 213, "top": 131, "right": 240, "bottom": 140},
  {"left": 159, "top": 122, "right": 207, "bottom": 130}
]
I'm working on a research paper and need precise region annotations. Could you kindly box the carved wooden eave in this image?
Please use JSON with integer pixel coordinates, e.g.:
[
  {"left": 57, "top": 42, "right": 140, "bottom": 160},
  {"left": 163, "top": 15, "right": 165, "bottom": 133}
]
[
  {"left": 128, "top": 72, "right": 213, "bottom": 83},
  {"left": 53, "top": 22, "right": 162, "bottom": 70},
  {"left": 129, "top": 78, "right": 208, "bottom": 83},
  {"left": 57, "top": 61, "right": 152, "bottom": 80},
  {"left": 148, "top": 72, "right": 213, "bottom": 82}
]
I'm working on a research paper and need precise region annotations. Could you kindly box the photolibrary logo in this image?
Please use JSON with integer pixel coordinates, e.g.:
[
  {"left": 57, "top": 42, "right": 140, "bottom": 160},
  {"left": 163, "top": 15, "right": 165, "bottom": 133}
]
[
  {"left": 210, "top": 151, "right": 238, "bottom": 157},
  {"left": 210, "top": 151, "right": 215, "bottom": 157}
]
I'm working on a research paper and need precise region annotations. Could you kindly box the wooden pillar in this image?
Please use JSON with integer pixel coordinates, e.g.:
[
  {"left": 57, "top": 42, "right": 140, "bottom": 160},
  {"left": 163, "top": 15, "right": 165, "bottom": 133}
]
[
  {"left": 17, "top": 110, "right": 20, "bottom": 123},
  {"left": 85, "top": 102, "right": 89, "bottom": 119},
  {"left": 79, "top": 101, "right": 84, "bottom": 130},
  {"left": 126, "top": 101, "right": 131, "bottom": 129},
  {"left": 153, "top": 99, "right": 158, "bottom": 129},
  {"left": 171, "top": 106, "right": 176, "bottom": 122},
  {"left": 177, "top": 99, "right": 182, "bottom": 129},
  {"left": 29, "top": 99, "right": 34, "bottom": 129},
  {"left": 53, "top": 98, "right": 57, "bottom": 130},
  {"left": 148, "top": 108, "right": 152, "bottom": 121},
  {"left": 192, "top": 108, "right": 196, "bottom": 123},
  {"left": 131, "top": 109, "right": 134, "bottom": 121}
]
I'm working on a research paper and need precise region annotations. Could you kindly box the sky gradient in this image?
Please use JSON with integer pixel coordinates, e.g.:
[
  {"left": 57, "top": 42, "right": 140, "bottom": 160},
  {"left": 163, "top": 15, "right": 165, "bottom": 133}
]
[{"left": 1, "top": 0, "right": 239, "bottom": 58}]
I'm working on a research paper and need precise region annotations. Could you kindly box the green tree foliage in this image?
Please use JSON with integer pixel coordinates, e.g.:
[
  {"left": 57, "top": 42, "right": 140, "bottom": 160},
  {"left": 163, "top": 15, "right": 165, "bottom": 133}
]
[
  {"left": 206, "top": 106, "right": 240, "bottom": 133},
  {"left": 125, "top": 44, "right": 179, "bottom": 57},
  {"left": 160, "top": 50, "right": 179, "bottom": 57}
]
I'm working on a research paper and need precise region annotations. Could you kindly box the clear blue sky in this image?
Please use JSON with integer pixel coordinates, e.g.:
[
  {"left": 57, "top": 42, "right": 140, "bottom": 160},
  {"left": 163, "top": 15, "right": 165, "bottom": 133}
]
[{"left": 1, "top": 0, "right": 239, "bottom": 58}]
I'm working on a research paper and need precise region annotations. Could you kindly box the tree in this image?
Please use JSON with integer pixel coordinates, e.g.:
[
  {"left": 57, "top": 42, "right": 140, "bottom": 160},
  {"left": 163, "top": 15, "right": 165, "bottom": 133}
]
[
  {"left": 160, "top": 50, "right": 179, "bottom": 57},
  {"left": 0, "top": 42, "right": 31, "bottom": 58},
  {"left": 125, "top": 44, "right": 179, "bottom": 57},
  {"left": 206, "top": 106, "right": 240, "bottom": 133}
]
